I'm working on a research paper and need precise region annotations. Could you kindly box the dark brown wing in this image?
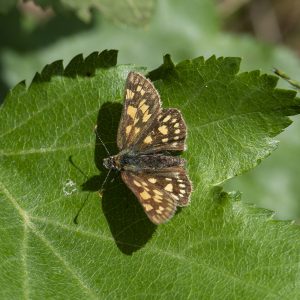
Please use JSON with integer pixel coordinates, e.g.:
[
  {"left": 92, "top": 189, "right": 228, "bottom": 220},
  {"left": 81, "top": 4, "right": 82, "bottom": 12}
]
[
  {"left": 117, "top": 72, "right": 162, "bottom": 151},
  {"left": 121, "top": 167, "right": 192, "bottom": 225},
  {"left": 117, "top": 72, "right": 188, "bottom": 153},
  {"left": 133, "top": 108, "right": 187, "bottom": 153}
]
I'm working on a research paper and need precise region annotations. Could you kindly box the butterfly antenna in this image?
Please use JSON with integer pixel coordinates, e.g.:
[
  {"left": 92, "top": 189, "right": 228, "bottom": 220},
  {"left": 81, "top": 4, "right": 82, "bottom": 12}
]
[
  {"left": 99, "top": 168, "right": 112, "bottom": 194},
  {"left": 94, "top": 125, "right": 111, "bottom": 156}
]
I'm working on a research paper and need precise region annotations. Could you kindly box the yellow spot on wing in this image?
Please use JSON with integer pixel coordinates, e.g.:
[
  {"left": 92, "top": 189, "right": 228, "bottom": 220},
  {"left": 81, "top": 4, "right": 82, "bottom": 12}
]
[
  {"left": 126, "top": 89, "right": 135, "bottom": 100},
  {"left": 144, "top": 136, "right": 153, "bottom": 144},
  {"left": 133, "top": 180, "right": 141, "bottom": 187},
  {"left": 172, "top": 194, "right": 179, "bottom": 200},
  {"left": 143, "top": 111, "right": 151, "bottom": 122},
  {"left": 175, "top": 129, "right": 180, "bottom": 134},
  {"left": 154, "top": 196, "right": 162, "bottom": 203},
  {"left": 140, "top": 190, "right": 151, "bottom": 200},
  {"left": 162, "top": 138, "right": 168, "bottom": 142},
  {"left": 134, "top": 127, "right": 140, "bottom": 135},
  {"left": 174, "top": 123, "right": 179, "bottom": 128},
  {"left": 140, "top": 104, "right": 149, "bottom": 114},
  {"left": 137, "top": 85, "right": 142, "bottom": 92},
  {"left": 153, "top": 189, "right": 163, "bottom": 196},
  {"left": 158, "top": 125, "right": 168, "bottom": 135},
  {"left": 148, "top": 178, "right": 157, "bottom": 184},
  {"left": 171, "top": 118, "right": 177, "bottom": 123},
  {"left": 126, "top": 125, "right": 132, "bottom": 135},
  {"left": 144, "top": 204, "right": 153, "bottom": 211},
  {"left": 164, "top": 183, "right": 173, "bottom": 192},
  {"left": 138, "top": 99, "right": 146, "bottom": 107},
  {"left": 163, "top": 115, "right": 171, "bottom": 122},
  {"left": 127, "top": 105, "right": 137, "bottom": 119}
]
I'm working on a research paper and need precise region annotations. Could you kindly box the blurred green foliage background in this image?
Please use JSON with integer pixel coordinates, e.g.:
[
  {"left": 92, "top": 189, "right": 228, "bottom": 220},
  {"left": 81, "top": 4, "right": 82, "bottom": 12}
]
[{"left": 1, "top": 0, "right": 300, "bottom": 220}]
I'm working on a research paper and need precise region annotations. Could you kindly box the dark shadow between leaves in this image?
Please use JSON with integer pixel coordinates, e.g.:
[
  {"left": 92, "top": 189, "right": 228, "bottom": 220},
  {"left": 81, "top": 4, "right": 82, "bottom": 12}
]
[
  {"left": 0, "top": 8, "right": 93, "bottom": 53},
  {"left": 82, "top": 102, "right": 156, "bottom": 255},
  {"left": 0, "top": 7, "right": 95, "bottom": 102}
]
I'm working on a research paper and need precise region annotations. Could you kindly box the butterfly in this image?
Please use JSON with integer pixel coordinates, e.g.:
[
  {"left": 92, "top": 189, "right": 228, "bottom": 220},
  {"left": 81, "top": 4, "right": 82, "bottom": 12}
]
[{"left": 103, "top": 72, "right": 192, "bottom": 224}]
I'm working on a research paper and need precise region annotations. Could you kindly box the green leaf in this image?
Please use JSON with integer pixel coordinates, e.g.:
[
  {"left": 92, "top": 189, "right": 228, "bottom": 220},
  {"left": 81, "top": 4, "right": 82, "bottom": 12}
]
[
  {"left": 150, "top": 55, "right": 300, "bottom": 185},
  {"left": 0, "top": 0, "right": 17, "bottom": 14},
  {"left": 1, "top": 51, "right": 300, "bottom": 299},
  {"left": 35, "top": 0, "right": 156, "bottom": 24},
  {"left": 3, "top": 0, "right": 300, "bottom": 97}
]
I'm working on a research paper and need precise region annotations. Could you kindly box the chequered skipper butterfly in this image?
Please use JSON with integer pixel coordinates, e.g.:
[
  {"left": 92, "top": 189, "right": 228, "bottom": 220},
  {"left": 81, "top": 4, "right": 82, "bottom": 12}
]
[{"left": 103, "top": 72, "right": 192, "bottom": 224}]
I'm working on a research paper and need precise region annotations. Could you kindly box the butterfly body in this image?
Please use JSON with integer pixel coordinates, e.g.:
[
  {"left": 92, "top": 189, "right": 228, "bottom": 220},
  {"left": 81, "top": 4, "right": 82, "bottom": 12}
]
[
  {"left": 102, "top": 72, "right": 192, "bottom": 225},
  {"left": 104, "top": 152, "right": 185, "bottom": 172}
]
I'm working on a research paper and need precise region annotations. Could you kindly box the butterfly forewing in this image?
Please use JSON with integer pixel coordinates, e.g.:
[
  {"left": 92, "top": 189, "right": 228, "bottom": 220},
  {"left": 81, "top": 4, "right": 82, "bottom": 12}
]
[{"left": 117, "top": 72, "right": 161, "bottom": 151}]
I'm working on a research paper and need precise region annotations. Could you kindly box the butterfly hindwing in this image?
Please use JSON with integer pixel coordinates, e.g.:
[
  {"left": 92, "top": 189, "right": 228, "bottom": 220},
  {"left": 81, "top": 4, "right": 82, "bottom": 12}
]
[
  {"left": 121, "top": 167, "right": 192, "bottom": 224},
  {"left": 117, "top": 72, "right": 162, "bottom": 151},
  {"left": 154, "top": 167, "right": 192, "bottom": 207},
  {"left": 121, "top": 171, "right": 176, "bottom": 224}
]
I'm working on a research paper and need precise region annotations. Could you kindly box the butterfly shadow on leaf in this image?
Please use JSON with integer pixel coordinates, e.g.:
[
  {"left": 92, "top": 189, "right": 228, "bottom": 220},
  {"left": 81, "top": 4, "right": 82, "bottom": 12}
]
[{"left": 81, "top": 102, "right": 156, "bottom": 255}]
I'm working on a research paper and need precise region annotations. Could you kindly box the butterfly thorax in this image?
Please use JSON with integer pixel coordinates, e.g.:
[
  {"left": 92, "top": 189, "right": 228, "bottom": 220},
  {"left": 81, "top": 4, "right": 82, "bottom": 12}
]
[
  {"left": 103, "top": 155, "right": 121, "bottom": 171},
  {"left": 103, "top": 151, "right": 185, "bottom": 172}
]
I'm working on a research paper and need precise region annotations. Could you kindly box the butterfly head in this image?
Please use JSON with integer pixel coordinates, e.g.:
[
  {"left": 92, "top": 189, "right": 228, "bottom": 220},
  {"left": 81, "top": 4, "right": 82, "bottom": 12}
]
[{"left": 103, "top": 155, "right": 121, "bottom": 171}]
